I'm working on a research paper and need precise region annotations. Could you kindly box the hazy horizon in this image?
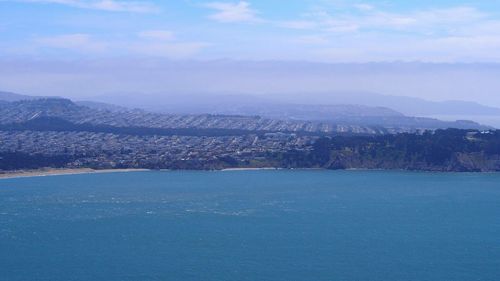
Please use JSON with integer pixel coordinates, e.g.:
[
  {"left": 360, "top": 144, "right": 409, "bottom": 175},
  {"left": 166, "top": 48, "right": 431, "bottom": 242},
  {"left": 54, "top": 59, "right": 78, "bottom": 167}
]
[
  {"left": 2, "top": 59, "right": 500, "bottom": 108},
  {"left": 2, "top": 1, "right": 500, "bottom": 111}
]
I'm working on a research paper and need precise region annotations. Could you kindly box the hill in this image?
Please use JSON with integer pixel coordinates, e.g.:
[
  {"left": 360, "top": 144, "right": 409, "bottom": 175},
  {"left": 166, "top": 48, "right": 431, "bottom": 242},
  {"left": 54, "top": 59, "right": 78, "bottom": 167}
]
[
  {"left": 0, "top": 98, "right": 492, "bottom": 134},
  {"left": 0, "top": 91, "right": 39, "bottom": 102},
  {"left": 93, "top": 91, "right": 500, "bottom": 126},
  {"left": 274, "top": 91, "right": 500, "bottom": 117}
]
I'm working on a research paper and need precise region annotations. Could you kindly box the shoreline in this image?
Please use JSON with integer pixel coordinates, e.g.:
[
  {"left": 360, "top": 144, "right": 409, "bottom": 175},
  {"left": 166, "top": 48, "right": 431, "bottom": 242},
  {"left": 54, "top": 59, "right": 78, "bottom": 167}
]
[
  {"left": 1, "top": 167, "right": 499, "bottom": 180},
  {"left": 221, "top": 167, "right": 281, "bottom": 171},
  {"left": 0, "top": 168, "right": 150, "bottom": 180}
]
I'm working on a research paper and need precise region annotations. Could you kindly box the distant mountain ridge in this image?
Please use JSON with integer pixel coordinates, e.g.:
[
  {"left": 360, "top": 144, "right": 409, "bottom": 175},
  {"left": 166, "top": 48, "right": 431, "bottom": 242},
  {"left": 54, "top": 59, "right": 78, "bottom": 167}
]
[
  {"left": 0, "top": 91, "right": 125, "bottom": 112},
  {"left": 0, "top": 98, "right": 389, "bottom": 135},
  {"left": 0, "top": 91, "right": 42, "bottom": 102},
  {"left": 0, "top": 91, "right": 494, "bottom": 131},
  {"left": 74, "top": 100, "right": 127, "bottom": 112},
  {"left": 272, "top": 92, "right": 500, "bottom": 117},
  {"left": 93, "top": 91, "right": 500, "bottom": 118},
  {"left": 0, "top": 97, "right": 493, "bottom": 134},
  {"left": 7, "top": 89, "right": 500, "bottom": 118},
  {"left": 87, "top": 92, "right": 407, "bottom": 119}
]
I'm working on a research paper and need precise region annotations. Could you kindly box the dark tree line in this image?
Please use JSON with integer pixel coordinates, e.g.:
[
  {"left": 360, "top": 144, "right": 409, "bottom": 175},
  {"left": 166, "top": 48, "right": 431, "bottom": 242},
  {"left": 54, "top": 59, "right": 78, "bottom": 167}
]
[{"left": 281, "top": 129, "right": 500, "bottom": 171}]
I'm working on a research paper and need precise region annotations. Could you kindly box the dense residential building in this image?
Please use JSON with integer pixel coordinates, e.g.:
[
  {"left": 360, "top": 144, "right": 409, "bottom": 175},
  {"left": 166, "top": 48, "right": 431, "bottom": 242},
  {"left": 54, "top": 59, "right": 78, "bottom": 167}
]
[{"left": 0, "top": 98, "right": 499, "bottom": 172}]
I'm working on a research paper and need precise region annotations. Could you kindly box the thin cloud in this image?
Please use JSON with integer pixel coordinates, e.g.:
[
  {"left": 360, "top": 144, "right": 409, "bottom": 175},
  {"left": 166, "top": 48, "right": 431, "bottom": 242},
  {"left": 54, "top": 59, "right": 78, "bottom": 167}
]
[
  {"left": 138, "top": 30, "right": 175, "bottom": 41},
  {"left": 293, "top": 35, "right": 329, "bottom": 45},
  {"left": 302, "top": 5, "right": 487, "bottom": 33},
  {"left": 10, "top": 0, "right": 158, "bottom": 13},
  {"left": 130, "top": 42, "right": 209, "bottom": 58},
  {"left": 31, "top": 32, "right": 208, "bottom": 59},
  {"left": 277, "top": 20, "right": 317, "bottom": 30},
  {"left": 35, "top": 33, "right": 108, "bottom": 52},
  {"left": 204, "top": 1, "right": 261, "bottom": 23},
  {"left": 134, "top": 30, "right": 208, "bottom": 58},
  {"left": 353, "top": 3, "right": 374, "bottom": 11}
]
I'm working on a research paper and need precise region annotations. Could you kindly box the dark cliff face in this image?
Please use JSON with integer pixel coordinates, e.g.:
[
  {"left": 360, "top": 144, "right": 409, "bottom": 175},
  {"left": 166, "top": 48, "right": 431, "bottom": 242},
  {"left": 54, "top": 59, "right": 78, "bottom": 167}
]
[
  {"left": 280, "top": 129, "right": 500, "bottom": 172},
  {"left": 323, "top": 151, "right": 500, "bottom": 172}
]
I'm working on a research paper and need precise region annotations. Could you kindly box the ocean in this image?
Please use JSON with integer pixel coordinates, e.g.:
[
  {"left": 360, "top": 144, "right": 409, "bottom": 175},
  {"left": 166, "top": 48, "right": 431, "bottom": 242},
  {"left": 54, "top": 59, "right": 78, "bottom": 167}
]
[{"left": 0, "top": 170, "right": 499, "bottom": 281}]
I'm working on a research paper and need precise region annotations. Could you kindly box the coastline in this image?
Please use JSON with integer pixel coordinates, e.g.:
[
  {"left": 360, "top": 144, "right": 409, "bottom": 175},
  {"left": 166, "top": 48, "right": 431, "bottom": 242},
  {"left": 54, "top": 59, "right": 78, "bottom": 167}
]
[
  {"left": 1, "top": 167, "right": 499, "bottom": 180},
  {"left": 221, "top": 167, "right": 281, "bottom": 171},
  {"left": 0, "top": 168, "right": 149, "bottom": 180}
]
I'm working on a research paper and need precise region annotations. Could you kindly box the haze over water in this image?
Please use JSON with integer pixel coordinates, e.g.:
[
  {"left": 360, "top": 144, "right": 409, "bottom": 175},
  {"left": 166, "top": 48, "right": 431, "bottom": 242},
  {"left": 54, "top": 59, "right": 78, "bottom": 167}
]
[{"left": 1, "top": 170, "right": 499, "bottom": 281}]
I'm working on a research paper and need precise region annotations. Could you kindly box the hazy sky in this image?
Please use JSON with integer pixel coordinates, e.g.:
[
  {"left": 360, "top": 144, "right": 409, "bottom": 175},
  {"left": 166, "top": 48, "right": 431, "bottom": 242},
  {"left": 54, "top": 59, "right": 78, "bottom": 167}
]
[
  {"left": 1, "top": 1, "right": 500, "bottom": 106},
  {"left": 2, "top": 0, "right": 500, "bottom": 61}
]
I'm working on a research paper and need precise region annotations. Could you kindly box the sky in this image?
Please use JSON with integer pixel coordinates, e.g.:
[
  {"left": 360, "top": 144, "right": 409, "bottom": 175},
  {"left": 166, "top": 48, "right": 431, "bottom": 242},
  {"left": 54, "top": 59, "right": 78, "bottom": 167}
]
[
  {"left": 1, "top": 0, "right": 500, "bottom": 107},
  {"left": 2, "top": 0, "right": 500, "bottom": 61}
]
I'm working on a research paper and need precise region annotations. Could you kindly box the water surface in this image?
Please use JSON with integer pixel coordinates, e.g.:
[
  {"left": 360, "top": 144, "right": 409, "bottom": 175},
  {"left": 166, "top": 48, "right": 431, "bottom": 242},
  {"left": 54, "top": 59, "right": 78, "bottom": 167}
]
[{"left": 0, "top": 170, "right": 499, "bottom": 281}]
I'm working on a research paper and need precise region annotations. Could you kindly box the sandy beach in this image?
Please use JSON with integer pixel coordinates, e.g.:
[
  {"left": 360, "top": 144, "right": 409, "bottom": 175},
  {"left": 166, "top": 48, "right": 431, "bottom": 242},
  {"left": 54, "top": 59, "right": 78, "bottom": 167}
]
[
  {"left": 0, "top": 168, "right": 149, "bottom": 180},
  {"left": 221, "top": 167, "right": 281, "bottom": 171}
]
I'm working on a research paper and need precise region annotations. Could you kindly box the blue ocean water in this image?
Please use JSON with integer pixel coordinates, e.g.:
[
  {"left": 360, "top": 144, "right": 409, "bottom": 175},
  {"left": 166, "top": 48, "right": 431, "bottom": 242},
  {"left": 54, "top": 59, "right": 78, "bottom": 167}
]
[{"left": 0, "top": 170, "right": 499, "bottom": 281}]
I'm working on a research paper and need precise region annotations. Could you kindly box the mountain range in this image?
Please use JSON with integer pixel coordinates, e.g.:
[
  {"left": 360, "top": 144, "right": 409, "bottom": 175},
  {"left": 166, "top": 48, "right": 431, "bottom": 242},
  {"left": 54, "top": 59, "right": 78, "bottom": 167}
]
[
  {"left": 87, "top": 90, "right": 500, "bottom": 116},
  {"left": 0, "top": 90, "right": 496, "bottom": 130}
]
